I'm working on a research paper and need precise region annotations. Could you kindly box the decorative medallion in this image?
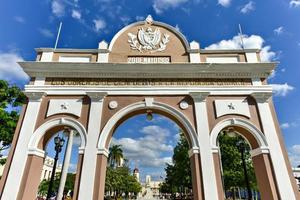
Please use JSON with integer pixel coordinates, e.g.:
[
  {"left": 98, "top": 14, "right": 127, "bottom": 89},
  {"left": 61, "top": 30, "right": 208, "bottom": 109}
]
[
  {"left": 180, "top": 101, "right": 189, "bottom": 110},
  {"left": 109, "top": 101, "right": 118, "bottom": 109},
  {"left": 128, "top": 15, "right": 170, "bottom": 53}
]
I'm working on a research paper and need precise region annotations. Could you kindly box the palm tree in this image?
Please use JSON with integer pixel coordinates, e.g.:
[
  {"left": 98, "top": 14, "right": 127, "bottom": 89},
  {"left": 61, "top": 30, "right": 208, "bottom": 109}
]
[{"left": 108, "top": 144, "right": 124, "bottom": 168}]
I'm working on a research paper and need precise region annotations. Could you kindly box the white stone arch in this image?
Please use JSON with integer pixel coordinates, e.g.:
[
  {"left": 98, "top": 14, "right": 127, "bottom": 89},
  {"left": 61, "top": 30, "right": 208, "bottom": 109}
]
[
  {"left": 97, "top": 99, "right": 199, "bottom": 152},
  {"left": 210, "top": 118, "right": 269, "bottom": 151},
  {"left": 28, "top": 117, "right": 87, "bottom": 157},
  {"left": 108, "top": 20, "right": 190, "bottom": 51}
]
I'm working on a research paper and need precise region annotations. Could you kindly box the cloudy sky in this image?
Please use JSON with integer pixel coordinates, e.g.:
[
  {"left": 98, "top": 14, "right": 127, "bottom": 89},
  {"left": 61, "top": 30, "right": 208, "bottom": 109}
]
[{"left": 1, "top": 0, "right": 300, "bottom": 178}]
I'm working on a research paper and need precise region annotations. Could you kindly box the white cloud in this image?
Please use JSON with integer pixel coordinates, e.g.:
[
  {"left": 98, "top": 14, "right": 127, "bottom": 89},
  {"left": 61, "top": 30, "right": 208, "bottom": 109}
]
[
  {"left": 120, "top": 16, "right": 131, "bottom": 25},
  {"left": 205, "top": 34, "right": 276, "bottom": 62},
  {"left": 153, "top": 0, "right": 188, "bottom": 14},
  {"left": 240, "top": 1, "right": 255, "bottom": 14},
  {"left": 71, "top": 9, "right": 81, "bottom": 20},
  {"left": 290, "top": 0, "right": 300, "bottom": 7},
  {"left": 218, "top": 0, "right": 232, "bottom": 7},
  {"left": 52, "top": 0, "right": 65, "bottom": 17},
  {"left": 274, "top": 26, "right": 284, "bottom": 35},
  {"left": 93, "top": 19, "right": 106, "bottom": 32},
  {"left": 288, "top": 145, "right": 300, "bottom": 167},
  {"left": 281, "top": 123, "right": 290, "bottom": 129},
  {"left": 14, "top": 16, "right": 25, "bottom": 23},
  {"left": 271, "top": 83, "right": 294, "bottom": 97},
  {"left": 38, "top": 28, "right": 54, "bottom": 38},
  {"left": 175, "top": 24, "right": 181, "bottom": 32},
  {"left": 135, "top": 16, "right": 144, "bottom": 21},
  {"left": 111, "top": 125, "right": 174, "bottom": 168},
  {"left": 0, "top": 52, "right": 28, "bottom": 84}
]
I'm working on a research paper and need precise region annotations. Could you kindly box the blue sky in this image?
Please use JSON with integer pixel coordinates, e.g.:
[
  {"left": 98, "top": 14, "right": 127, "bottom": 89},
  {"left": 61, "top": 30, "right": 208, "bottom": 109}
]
[{"left": 1, "top": 0, "right": 300, "bottom": 178}]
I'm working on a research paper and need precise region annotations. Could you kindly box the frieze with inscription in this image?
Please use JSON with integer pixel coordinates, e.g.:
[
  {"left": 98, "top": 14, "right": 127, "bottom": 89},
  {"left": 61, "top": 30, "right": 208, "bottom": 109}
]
[{"left": 46, "top": 78, "right": 252, "bottom": 86}]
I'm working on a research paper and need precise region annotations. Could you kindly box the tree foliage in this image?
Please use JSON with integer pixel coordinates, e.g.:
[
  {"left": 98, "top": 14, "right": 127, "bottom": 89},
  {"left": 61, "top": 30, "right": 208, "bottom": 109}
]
[
  {"left": 160, "top": 132, "right": 192, "bottom": 195},
  {"left": 105, "top": 166, "right": 142, "bottom": 198},
  {"left": 0, "top": 80, "right": 26, "bottom": 157},
  {"left": 218, "top": 133, "right": 257, "bottom": 191},
  {"left": 109, "top": 144, "right": 124, "bottom": 168},
  {"left": 38, "top": 173, "right": 76, "bottom": 197}
]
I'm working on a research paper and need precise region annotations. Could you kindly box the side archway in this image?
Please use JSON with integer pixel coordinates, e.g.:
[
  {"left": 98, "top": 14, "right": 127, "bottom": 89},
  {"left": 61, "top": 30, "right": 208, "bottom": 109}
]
[
  {"left": 210, "top": 118, "right": 268, "bottom": 151},
  {"left": 28, "top": 117, "right": 87, "bottom": 156},
  {"left": 210, "top": 118, "right": 280, "bottom": 200}
]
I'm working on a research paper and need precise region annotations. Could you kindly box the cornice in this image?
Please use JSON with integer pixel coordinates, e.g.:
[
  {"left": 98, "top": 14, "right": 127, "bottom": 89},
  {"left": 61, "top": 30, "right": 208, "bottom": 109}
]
[{"left": 19, "top": 62, "right": 276, "bottom": 79}]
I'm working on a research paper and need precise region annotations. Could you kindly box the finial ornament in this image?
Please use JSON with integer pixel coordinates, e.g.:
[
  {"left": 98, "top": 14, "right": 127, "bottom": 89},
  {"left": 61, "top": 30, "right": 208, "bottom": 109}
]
[{"left": 145, "top": 15, "right": 153, "bottom": 24}]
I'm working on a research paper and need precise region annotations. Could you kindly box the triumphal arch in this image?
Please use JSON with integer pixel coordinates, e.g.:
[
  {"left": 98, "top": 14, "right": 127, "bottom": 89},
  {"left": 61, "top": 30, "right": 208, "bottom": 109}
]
[{"left": 0, "top": 15, "right": 299, "bottom": 200}]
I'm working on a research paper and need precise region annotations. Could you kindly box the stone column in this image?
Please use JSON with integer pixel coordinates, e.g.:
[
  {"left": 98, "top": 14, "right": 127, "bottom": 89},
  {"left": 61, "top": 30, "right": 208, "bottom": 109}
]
[
  {"left": 212, "top": 149, "right": 225, "bottom": 200},
  {"left": 189, "top": 92, "right": 219, "bottom": 200},
  {"left": 77, "top": 92, "right": 107, "bottom": 200},
  {"left": 189, "top": 148, "right": 203, "bottom": 200},
  {"left": 250, "top": 148, "right": 279, "bottom": 199},
  {"left": 93, "top": 150, "right": 109, "bottom": 200},
  {"left": 72, "top": 153, "right": 84, "bottom": 200},
  {"left": 252, "top": 92, "right": 298, "bottom": 200},
  {"left": 1, "top": 92, "right": 45, "bottom": 200},
  {"left": 57, "top": 129, "right": 75, "bottom": 200},
  {"left": 17, "top": 154, "right": 45, "bottom": 200}
]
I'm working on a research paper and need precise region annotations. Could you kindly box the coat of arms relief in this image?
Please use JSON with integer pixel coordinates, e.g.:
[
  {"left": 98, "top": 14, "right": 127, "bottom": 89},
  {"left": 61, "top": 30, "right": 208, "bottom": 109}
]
[{"left": 128, "top": 15, "right": 170, "bottom": 53}]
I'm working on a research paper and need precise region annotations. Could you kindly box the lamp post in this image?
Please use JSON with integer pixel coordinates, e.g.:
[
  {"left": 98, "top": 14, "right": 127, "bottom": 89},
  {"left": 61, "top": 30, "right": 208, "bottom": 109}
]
[
  {"left": 237, "top": 140, "right": 252, "bottom": 200},
  {"left": 46, "top": 134, "right": 65, "bottom": 200}
]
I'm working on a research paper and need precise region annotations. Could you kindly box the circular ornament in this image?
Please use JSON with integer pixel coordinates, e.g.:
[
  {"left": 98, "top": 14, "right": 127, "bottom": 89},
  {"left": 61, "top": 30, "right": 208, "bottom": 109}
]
[
  {"left": 109, "top": 101, "right": 118, "bottom": 109},
  {"left": 179, "top": 101, "right": 189, "bottom": 110}
]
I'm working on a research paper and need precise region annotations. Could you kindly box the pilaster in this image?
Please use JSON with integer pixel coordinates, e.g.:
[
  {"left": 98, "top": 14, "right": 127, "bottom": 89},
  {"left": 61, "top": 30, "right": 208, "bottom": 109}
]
[
  {"left": 77, "top": 92, "right": 107, "bottom": 200},
  {"left": 1, "top": 92, "right": 45, "bottom": 199},
  {"left": 252, "top": 92, "right": 297, "bottom": 200},
  {"left": 189, "top": 92, "right": 219, "bottom": 200}
]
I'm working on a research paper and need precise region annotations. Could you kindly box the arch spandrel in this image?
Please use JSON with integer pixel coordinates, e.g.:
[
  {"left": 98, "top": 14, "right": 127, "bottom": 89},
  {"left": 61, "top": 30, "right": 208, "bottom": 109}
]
[{"left": 108, "top": 18, "right": 190, "bottom": 63}]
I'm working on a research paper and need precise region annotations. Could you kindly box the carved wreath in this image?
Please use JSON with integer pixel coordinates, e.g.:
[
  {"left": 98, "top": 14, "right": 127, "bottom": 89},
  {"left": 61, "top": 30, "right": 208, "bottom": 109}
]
[{"left": 128, "top": 28, "right": 170, "bottom": 53}]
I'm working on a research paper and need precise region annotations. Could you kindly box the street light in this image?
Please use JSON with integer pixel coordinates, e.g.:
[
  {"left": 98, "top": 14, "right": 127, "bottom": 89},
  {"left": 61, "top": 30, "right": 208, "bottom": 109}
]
[
  {"left": 146, "top": 110, "right": 153, "bottom": 121},
  {"left": 236, "top": 140, "right": 252, "bottom": 200},
  {"left": 46, "top": 132, "right": 66, "bottom": 200}
]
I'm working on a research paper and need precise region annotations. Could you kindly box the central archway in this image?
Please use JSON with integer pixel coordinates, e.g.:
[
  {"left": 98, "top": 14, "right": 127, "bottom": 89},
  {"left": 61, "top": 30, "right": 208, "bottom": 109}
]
[{"left": 95, "top": 99, "right": 201, "bottom": 199}]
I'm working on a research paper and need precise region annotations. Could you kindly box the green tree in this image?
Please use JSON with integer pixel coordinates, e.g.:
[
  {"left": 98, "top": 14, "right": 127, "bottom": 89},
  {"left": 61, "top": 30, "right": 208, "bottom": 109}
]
[
  {"left": 38, "top": 173, "right": 76, "bottom": 197},
  {"left": 108, "top": 144, "right": 124, "bottom": 168},
  {"left": 105, "top": 166, "right": 141, "bottom": 199},
  {"left": 161, "top": 131, "right": 192, "bottom": 197},
  {"left": 218, "top": 133, "right": 257, "bottom": 192},
  {"left": 0, "top": 80, "right": 26, "bottom": 160}
]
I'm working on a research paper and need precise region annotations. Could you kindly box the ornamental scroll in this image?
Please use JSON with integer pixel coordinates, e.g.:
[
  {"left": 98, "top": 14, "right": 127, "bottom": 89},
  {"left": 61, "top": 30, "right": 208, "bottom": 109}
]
[{"left": 46, "top": 78, "right": 252, "bottom": 86}]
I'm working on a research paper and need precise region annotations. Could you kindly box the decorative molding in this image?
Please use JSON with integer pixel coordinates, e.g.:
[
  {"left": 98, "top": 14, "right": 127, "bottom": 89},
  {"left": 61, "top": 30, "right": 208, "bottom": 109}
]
[
  {"left": 24, "top": 91, "right": 46, "bottom": 101},
  {"left": 97, "top": 148, "right": 109, "bottom": 157},
  {"left": 20, "top": 62, "right": 276, "bottom": 79},
  {"left": 86, "top": 92, "right": 107, "bottom": 101},
  {"left": 189, "top": 92, "right": 210, "bottom": 102},
  {"left": 108, "top": 101, "right": 118, "bottom": 109},
  {"left": 214, "top": 99, "right": 251, "bottom": 118},
  {"left": 251, "top": 92, "right": 272, "bottom": 103},
  {"left": 179, "top": 101, "right": 189, "bottom": 110},
  {"left": 250, "top": 147, "right": 270, "bottom": 158},
  {"left": 27, "top": 148, "right": 46, "bottom": 158},
  {"left": 188, "top": 147, "right": 200, "bottom": 157},
  {"left": 47, "top": 99, "right": 82, "bottom": 117},
  {"left": 145, "top": 97, "right": 154, "bottom": 107}
]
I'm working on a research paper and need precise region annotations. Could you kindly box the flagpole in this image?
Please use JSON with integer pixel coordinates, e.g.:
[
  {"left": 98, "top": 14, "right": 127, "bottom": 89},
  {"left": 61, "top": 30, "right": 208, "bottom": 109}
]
[
  {"left": 54, "top": 22, "right": 62, "bottom": 49},
  {"left": 239, "top": 24, "right": 244, "bottom": 49}
]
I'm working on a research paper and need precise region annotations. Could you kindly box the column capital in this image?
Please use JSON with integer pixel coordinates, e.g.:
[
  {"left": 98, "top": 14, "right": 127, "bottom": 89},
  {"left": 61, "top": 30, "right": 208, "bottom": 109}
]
[
  {"left": 250, "top": 147, "right": 270, "bottom": 158},
  {"left": 24, "top": 91, "right": 46, "bottom": 102},
  {"left": 251, "top": 92, "right": 272, "bottom": 103},
  {"left": 188, "top": 147, "right": 200, "bottom": 157},
  {"left": 97, "top": 148, "right": 109, "bottom": 157},
  {"left": 189, "top": 92, "right": 210, "bottom": 102},
  {"left": 86, "top": 92, "right": 107, "bottom": 101}
]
